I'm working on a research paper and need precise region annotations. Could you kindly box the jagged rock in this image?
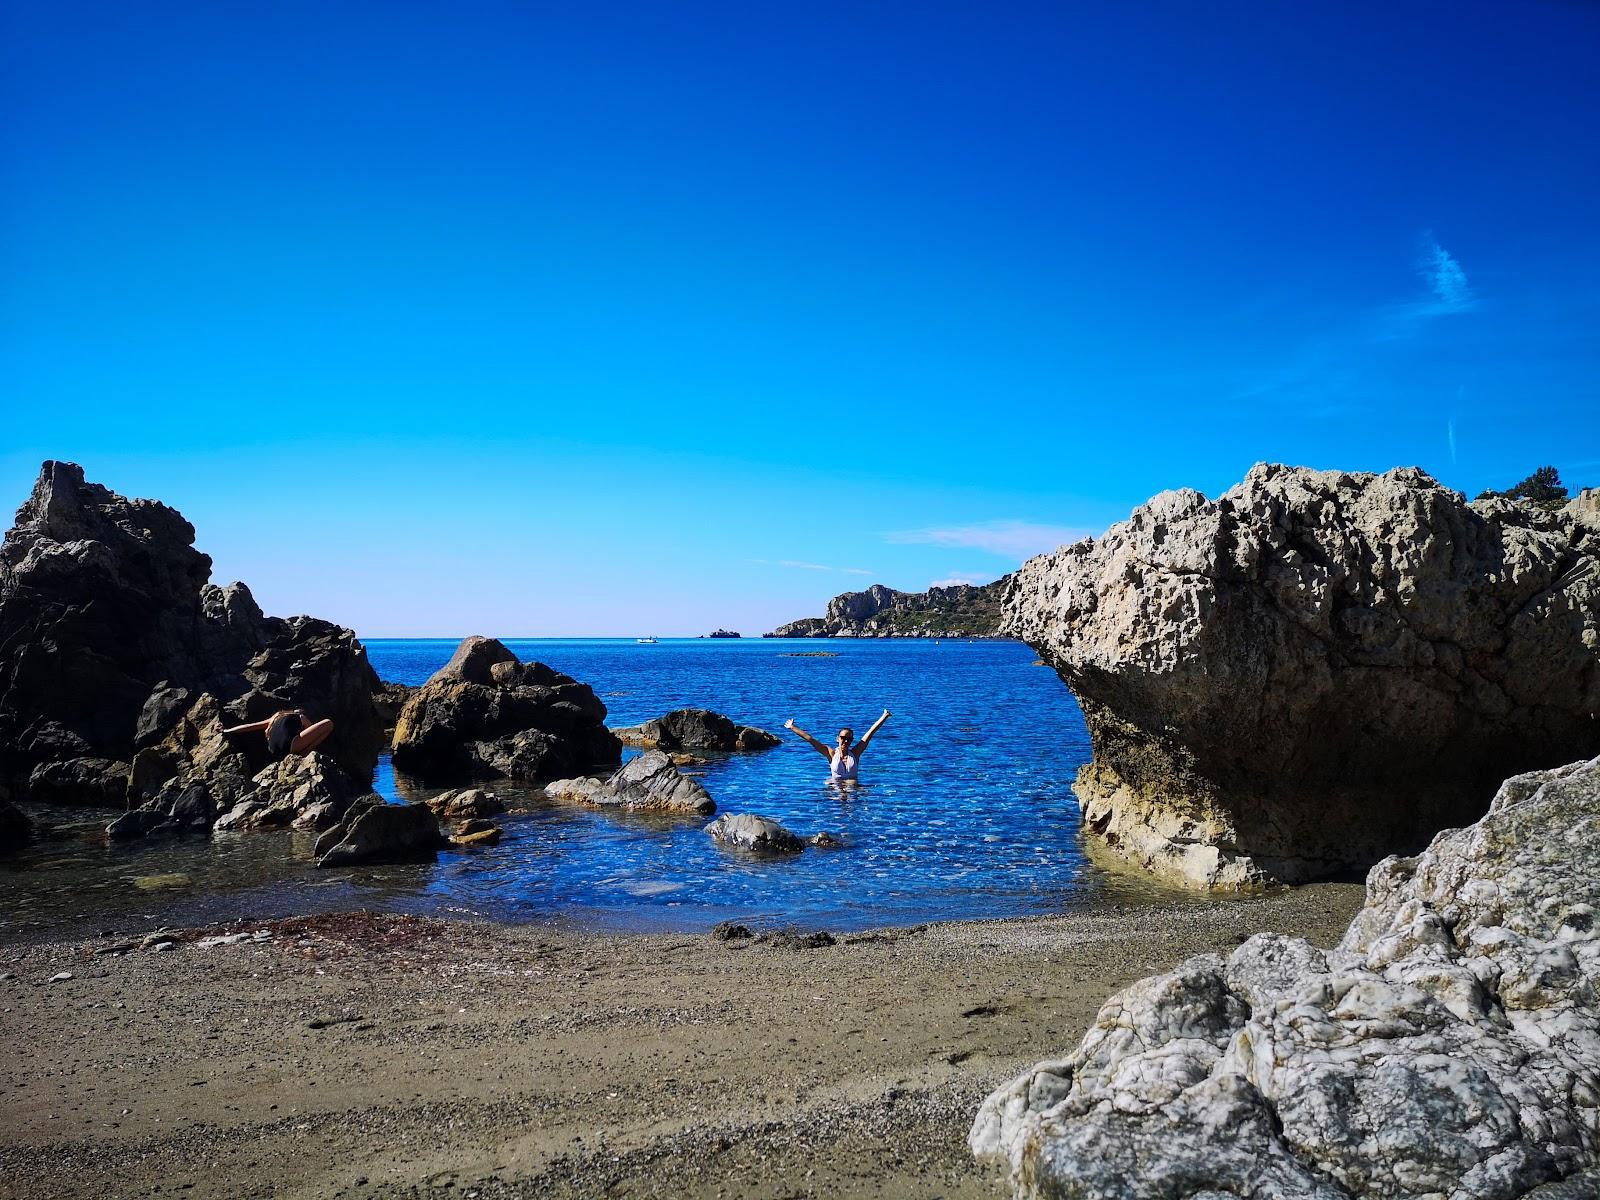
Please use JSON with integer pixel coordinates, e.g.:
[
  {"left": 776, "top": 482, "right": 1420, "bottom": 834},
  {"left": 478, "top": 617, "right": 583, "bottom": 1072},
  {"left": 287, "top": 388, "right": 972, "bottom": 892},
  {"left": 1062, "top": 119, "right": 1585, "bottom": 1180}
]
[
  {"left": 1006, "top": 464, "right": 1600, "bottom": 889},
  {"left": 0, "top": 462, "right": 386, "bottom": 805},
  {"left": 613, "top": 708, "right": 779, "bottom": 753},
  {"left": 313, "top": 797, "right": 444, "bottom": 868},
  {"left": 423, "top": 788, "right": 506, "bottom": 820},
  {"left": 26, "top": 756, "right": 129, "bottom": 807},
  {"left": 373, "top": 681, "right": 415, "bottom": 736},
  {"left": 128, "top": 693, "right": 260, "bottom": 810},
  {"left": 1569, "top": 488, "right": 1600, "bottom": 532},
  {"left": 705, "top": 628, "right": 741, "bottom": 638},
  {"left": 704, "top": 812, "right": 804, "bottom": 853},
  {"left": 767, "top": 576, "right": 1012, "bottom": 638},
  {"left": 391, "top": 636, "right": 620, "bottom": 783},
  {"left": 971, "top": 755, "right": 1600, "bottom": 1200},
  {"left": 545, "top": 750, "right": 715, "bottom": 815},
  {"left": 213, "top": 753, "right": 362, "bottom": 832}
]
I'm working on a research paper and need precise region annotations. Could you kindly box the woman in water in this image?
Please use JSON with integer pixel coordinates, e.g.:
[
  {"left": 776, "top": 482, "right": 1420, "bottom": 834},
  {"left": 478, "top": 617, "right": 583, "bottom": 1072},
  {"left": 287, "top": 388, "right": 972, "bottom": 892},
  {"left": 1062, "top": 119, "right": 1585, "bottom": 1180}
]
[
  {"left": 784, "top": 709, "right": 890, "bottom": 781},
  {"left": 221, "top": 708, "right": 335, "bottom": 761}
]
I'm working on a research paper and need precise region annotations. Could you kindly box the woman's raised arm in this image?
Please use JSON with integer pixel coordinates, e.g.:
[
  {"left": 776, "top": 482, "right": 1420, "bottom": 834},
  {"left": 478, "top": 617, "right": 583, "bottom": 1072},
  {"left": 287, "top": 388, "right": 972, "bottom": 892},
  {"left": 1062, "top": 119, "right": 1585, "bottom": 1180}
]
[
  {"left": 855, "top": 709, "right": 891, "bottom": 754},
  {"left": 784, "top": 719, "right": 833, "bottom": 759}
]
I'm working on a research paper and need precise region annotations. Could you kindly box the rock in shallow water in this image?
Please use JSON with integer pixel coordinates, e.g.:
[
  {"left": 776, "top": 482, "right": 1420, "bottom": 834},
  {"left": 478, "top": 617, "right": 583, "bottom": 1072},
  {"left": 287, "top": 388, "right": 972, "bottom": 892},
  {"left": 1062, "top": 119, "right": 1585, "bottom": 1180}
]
[
  {"left": 545, "top": 750, "right": 715, "bottom": 815},
  {"left": 970, "top": 754, "right": 1600, "bottom": 1200},
  {"left": 391, "top": 636, "right": 620, "bottom": 783},
  {"left": 704, "top": 812, "right": 804, "bottom": 854},
  {"left": 613, "top": 708, "right": 779, "bottom": 753},
  {"left": 1005, "top": 463, "right": 1600, "bottom": 889},
  {"left": 313, "top": 798, "right": 445, "bottom": 868}
]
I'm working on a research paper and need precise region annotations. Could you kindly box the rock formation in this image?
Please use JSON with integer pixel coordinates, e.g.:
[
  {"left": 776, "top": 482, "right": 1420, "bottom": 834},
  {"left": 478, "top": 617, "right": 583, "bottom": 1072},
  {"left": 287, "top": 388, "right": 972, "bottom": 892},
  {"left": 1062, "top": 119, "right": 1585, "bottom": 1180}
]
[
  {"left": 613, "top": 708, "right": 780, "bottom": 753},
  {"left": 705, "top": 628, "right": 741, "bottom": 639},
  {"left": 970, "top": 754, "right": 1600, "bottom": 1200},
  {"left": 0, "top": 462, "right": 386, "bottom": 808},
  {"left": 704, "top": 812, "right": 804, "bottom": 853},
  {"left": 545, "top": 750, "right": 715, "bottom": 815},
  {"left": 313, "top": 797, "right": 445, "bottom": 868},
  {"left": 1005, "top": 465, "right": 1600, "bottom": 888},
  {"left": 390, "top": 636, "right": 620, "bottom": 783},
  {"left": 767, "top": 575, "right": 1013, "bottom": 638}
]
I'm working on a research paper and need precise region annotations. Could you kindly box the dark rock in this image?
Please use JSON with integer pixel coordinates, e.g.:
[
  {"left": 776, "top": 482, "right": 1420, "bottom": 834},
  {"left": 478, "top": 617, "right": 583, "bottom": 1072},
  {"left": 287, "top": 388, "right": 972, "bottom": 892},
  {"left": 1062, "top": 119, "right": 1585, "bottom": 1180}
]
[
  {"left": 705, "top": 629, "right": 741, "bottom": 639},
  {"left": 391, "top": 636, "right": 619, "bottom": 783},
  {"left": 212, "top": 753, "right": 361, "bottom": 833},
  {"left": 313, "top": 798, "right": 445, "bottom": 868},
  {"left": 0, "top": 462, "right": 387, "bottom": 806},
  {"left": 808, "top": 831, "right": 844, "bottom": 848},
  {"left": 106, "top": 808, "right": 172, "bottom": 841},
  {"left": 704, "top": 812, "right": 804, "bottom": 853},
  {"left": 546, "top": 750, "right": 715, "bottom": 815},
  {"left": 453, "top": 818, "right": 502, "bottom": 847},
  {"left": 0, "top": 798, "right": 33, "bottom": 851},
  {"left": 26, "top": 757, "right": 129, "bottom": 807},
  {"left": 1006, "top": 464, "right": 1600, "bottom": 889},
  {"left": 373, "top": 681, "right": 415, "bottom": 737},
  {"left": 613, "top": 708, "right": 779, "bottom": 753},
  {"left": 711, "top": 921, "right": 753, "bottom": 941}
]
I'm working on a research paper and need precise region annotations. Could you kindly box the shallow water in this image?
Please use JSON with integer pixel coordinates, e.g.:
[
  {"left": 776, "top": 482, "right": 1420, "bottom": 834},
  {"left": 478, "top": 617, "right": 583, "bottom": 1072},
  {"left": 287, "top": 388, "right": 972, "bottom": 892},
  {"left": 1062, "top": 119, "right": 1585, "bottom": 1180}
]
[{"left": 0, "top": 639, "right": 1201, "bottom": 941}]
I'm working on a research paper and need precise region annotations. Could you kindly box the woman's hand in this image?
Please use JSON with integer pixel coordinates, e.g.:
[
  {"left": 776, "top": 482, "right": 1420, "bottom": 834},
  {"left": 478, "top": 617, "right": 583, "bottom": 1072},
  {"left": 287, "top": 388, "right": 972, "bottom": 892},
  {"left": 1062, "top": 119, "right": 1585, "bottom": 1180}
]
[
  {"left": 881, "top": 708, "right": 892, "bottom": 720},
  {"left": 784, "top": 718, "right": 796, "bottom": 730}
]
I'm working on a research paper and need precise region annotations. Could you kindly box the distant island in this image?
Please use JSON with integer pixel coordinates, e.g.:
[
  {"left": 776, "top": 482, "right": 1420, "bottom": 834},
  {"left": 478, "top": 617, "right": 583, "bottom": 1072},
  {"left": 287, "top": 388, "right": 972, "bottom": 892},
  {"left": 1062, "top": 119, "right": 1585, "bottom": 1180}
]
[{"left": 764, "top": 576, "right": 1014, "bottom": 638}]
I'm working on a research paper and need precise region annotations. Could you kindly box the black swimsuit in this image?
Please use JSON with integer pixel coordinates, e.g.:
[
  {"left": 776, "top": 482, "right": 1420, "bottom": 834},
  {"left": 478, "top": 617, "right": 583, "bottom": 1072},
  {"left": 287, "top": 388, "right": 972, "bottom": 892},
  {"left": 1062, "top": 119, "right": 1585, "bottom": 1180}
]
[{"left": 266, "top": 713, "right": 300, "bottom": 760}]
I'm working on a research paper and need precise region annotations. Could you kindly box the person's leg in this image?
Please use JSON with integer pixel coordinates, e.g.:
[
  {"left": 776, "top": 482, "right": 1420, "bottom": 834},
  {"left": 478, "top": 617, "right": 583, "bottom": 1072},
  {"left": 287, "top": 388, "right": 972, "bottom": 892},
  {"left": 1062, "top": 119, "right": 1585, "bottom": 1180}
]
[{"left": 292, "top": 719, "right": 334, "bottom": 754}]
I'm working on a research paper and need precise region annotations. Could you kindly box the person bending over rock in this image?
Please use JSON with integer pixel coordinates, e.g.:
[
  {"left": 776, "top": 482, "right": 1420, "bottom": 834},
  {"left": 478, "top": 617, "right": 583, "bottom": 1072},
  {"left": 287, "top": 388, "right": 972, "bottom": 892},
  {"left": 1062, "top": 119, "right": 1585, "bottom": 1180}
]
[
  {"left": 784, "top": 710, "right": 890, "bottom": 782},
  {"left": 223, "top": 709, "right": 334, "bottom": 761}
]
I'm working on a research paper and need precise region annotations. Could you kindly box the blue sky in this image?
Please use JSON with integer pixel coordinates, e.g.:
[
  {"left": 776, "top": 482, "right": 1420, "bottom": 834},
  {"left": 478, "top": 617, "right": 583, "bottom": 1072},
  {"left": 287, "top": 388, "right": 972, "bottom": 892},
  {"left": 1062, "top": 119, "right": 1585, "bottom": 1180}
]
[{"left": 3, "top": 1, "right": 1597, "bottom": 635}]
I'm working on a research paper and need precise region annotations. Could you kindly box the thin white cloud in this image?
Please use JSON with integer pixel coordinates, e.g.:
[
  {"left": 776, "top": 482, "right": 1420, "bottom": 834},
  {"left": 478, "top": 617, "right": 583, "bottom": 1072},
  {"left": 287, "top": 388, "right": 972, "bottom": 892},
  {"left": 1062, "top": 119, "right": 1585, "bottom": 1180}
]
[
  {"left": 750, "top": 558, "right": 873, "bottom": 576},
  {"left": 1418, "top": 234, "right": 1474, "bottom": 312},
  {"left": 885, "top": 520, "right": 1091, "bottom": 559}
]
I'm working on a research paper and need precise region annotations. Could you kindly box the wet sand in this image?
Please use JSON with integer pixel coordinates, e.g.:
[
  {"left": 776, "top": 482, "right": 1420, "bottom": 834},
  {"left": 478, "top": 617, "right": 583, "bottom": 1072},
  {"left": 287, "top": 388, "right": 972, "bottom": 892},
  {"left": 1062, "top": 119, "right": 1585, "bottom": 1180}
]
[{"left": 0, "top": 884, "right": 1364, "bottom": 1199}]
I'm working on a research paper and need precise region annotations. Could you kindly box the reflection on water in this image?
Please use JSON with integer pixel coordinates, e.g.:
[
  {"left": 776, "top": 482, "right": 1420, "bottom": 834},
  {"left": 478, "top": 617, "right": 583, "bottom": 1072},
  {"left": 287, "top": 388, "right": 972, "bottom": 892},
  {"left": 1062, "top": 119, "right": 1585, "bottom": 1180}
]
[{"left": 0, "top": 639, "right": 1205, "bottom": 942}]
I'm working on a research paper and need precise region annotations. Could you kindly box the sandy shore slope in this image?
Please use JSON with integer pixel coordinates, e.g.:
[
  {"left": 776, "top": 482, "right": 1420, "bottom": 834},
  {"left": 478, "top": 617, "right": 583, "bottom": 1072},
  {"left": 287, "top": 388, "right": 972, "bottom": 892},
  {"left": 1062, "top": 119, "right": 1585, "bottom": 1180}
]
[{"left": 0, "top": 884, "right": 1362, "bottom": 1199}]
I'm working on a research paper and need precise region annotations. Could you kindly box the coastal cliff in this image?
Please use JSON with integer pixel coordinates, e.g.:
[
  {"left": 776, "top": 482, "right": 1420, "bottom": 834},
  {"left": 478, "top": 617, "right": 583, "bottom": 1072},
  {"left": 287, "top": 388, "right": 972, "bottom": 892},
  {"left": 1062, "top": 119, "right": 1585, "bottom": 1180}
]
[
  {"left": 767, "top": 576, "right": 1012, "bottom": 638},
  {"left": 1004, "top": 464, "right": 1600, "bottom": 890}
]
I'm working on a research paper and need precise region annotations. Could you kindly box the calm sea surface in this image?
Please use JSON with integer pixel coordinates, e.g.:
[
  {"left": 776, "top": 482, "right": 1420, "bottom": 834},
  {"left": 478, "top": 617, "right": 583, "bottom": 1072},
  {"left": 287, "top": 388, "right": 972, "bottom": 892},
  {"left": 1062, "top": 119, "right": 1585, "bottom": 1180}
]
[{"left": 1, "top": 639, "right": 1198, "bottom": 941}]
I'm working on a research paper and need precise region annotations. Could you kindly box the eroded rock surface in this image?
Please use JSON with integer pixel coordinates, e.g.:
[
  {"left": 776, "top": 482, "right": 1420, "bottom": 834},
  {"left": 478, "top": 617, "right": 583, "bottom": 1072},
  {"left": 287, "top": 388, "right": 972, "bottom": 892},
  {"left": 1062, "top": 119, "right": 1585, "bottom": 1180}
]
[
  {"left": 0, "top": 462, "right": 386, "bottom": 806},
  {"left": 1006, "top": 464, "right": 1600, "bottom": 888},
  {"left": 971, "top": 755, "right": 1600, "bottom": 1199},
  {"left": 704, "top": 812, "right": 804, "bottom": 853},
  {"left": 313, "top": 797, "right": 444, "bottom": 868},
  {"left": 545, "top": 750, "right": 715, "bottom": 815},
  {"left": 613, "top": 708, "right": 779, "bottom": 752},
  {"left": 391, "top": 637, "right": 620, "bottom": 783}
]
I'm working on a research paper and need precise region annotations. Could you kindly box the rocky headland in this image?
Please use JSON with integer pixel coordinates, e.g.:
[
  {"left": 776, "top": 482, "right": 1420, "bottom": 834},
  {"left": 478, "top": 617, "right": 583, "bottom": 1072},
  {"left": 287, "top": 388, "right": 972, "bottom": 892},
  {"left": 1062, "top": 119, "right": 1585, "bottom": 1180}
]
[
  {"left": 0, "top": 462, "right": 389, "bottom": 846},
  {"left": 971, "top": 754, "right": 1600, "bottom": 1199},
  {"left": 1006, "top": 465, "right": 1600, "bottom": 889},
  {"left": 768, "top": 576, "right": 1013, "bottom": 638}
]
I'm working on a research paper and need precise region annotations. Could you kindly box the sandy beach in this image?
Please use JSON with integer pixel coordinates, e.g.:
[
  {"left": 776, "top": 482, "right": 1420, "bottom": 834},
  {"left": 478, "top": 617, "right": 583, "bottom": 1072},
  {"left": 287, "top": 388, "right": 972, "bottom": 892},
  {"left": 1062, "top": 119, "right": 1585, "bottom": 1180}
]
[{"left": 0, "top": 883, "right": 1362, "bottom": 1199}]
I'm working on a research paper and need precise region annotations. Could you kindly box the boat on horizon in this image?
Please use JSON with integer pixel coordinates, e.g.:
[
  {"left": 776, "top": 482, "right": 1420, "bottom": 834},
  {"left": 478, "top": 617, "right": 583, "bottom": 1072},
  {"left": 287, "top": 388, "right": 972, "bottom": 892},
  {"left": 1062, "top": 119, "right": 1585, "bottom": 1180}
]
[{"left": 635, "top": 636, "right": 659, "bottom": 644}]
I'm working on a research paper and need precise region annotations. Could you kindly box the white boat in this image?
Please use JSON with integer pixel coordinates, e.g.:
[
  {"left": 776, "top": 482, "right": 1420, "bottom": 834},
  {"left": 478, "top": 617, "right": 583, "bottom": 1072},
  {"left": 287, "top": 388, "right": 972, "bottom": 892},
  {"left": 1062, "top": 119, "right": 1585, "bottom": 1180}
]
[{"left": 635, "top": 636, "right": 659, "bottom": 644}]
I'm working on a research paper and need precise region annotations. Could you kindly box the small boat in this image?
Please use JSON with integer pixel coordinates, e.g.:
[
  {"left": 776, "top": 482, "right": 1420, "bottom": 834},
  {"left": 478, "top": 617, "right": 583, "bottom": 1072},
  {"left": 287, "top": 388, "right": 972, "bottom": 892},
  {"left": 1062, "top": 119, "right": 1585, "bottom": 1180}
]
[{"left": 635, "top": 636, "right": 659, "bottom": 644}]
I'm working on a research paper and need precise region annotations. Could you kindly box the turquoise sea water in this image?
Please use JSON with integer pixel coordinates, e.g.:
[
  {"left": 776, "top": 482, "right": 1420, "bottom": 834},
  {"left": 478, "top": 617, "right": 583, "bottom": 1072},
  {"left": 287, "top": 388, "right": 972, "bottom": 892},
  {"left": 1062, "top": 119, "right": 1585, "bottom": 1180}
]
[{"left": 0, "top": 639, "right": 1193, "bottom": 941}]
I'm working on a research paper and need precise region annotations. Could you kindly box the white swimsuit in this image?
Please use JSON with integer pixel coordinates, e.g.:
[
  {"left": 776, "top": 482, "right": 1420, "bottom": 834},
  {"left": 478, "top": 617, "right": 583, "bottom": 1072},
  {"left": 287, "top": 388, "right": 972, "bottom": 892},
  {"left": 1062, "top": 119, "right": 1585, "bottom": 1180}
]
[{"left": 830, "top": 748, "right": 859, "bottom": 780}]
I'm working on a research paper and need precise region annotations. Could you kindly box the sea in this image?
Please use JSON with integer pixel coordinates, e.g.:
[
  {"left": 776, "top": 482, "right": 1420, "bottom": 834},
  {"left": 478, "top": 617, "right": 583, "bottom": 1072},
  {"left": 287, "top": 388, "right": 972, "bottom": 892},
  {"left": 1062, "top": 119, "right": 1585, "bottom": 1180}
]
[{"left": 0, "top": 638, "right": 1199, "bottom": 942}]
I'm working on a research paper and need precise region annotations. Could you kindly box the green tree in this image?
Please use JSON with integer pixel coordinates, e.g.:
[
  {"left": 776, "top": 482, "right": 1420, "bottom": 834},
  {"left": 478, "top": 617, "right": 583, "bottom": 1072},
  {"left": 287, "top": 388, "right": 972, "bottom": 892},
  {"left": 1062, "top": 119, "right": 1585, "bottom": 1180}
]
[{"left": 1478, "top": 466, "right": 1568, "bottom": 510}]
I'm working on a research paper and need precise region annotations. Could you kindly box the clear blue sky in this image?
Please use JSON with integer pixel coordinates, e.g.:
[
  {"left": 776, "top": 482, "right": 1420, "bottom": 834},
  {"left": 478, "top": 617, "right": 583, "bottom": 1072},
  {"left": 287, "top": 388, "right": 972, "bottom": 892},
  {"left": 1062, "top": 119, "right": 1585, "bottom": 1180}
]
[{"left": 3, "top": 1, "right": 1596, "bottom": 635}]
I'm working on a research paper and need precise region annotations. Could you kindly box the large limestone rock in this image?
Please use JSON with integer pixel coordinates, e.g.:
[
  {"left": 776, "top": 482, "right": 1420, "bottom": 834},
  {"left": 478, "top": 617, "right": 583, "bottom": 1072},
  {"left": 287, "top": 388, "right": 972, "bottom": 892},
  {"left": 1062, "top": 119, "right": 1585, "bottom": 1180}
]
[
  {"left": 704, "top": 812, "right": 804, "bottom": 853},
  {"left": 391, "top": 636, "right": 621, "bottom": 783},
  {"left": 545, "top": 750, "right": 715, "bottom": 815},
  {"left": 1006, "top": 465, "right": 1600, "bottom": 888},
  {"left": 0, "top": 462, "right": 386, "bottom": 803},
  {"left": 970, "top": 755, "right": 1600, "bottom": 1200},
  {"left": 613, "top": 708, "right": 780, "bottom": 753}
]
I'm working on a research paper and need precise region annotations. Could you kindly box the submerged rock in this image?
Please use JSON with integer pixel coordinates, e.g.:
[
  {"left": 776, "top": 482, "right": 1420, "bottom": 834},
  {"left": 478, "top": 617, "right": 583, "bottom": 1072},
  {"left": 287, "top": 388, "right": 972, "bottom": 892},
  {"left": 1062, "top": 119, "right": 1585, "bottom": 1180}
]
[
  {"left": 545, "top": 750, "right": 715, "bottom": 815},
  {"left": 971, "top": 755, "right": 1600, "bottom": 1199},
  {"left": 1006, "top": 464, "right": 1600, "bottom": 888},
  {"left": 613, "top": 708, "right": 780, "bottom": 753},
  {"left": 313, "top": 798, "right": 444, "bottom": 868},
  {"left": 423, "top": 787, "right": 506, "bottom": 820},
  {"left": 391, "top": 636, "right": 620, "bottom": 783},
  {"left": 0, "top": 462, "right": 387, "bottom": 807},
  {"left": 704, "top": 812, "right": 804, "bottom": 854}
]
